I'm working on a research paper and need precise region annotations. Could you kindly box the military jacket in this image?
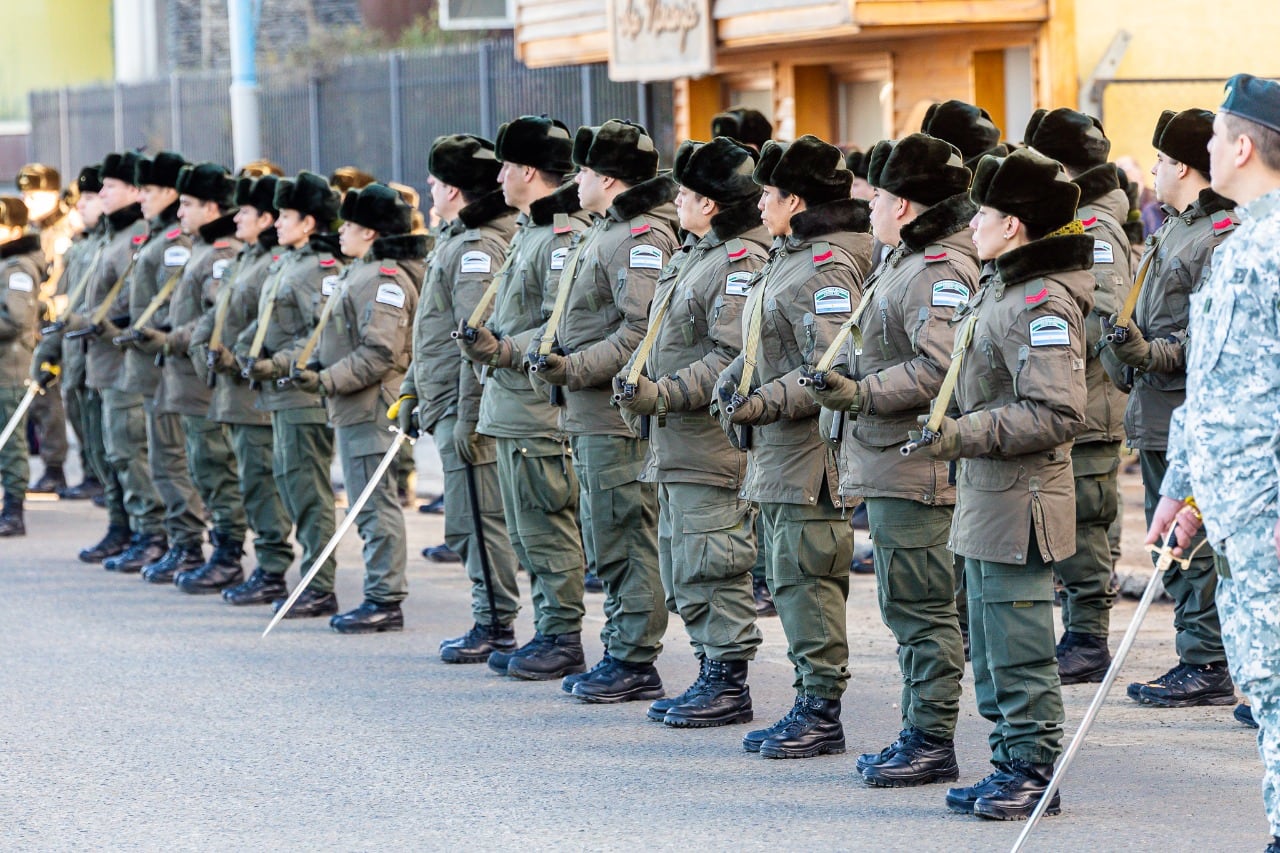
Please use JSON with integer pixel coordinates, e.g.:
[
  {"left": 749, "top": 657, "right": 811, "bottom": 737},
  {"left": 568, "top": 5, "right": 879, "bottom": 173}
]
[
  {"left": 1124, "top": 190, "right": 1237, "bottom": 450},
  {"left": 838, "top": 193, "right": 980, "bottom": 506},
  {"left": 403, "top": 189, "right": 516, "bottom": 438},
  {"left": 317, "top": 233, "right": 424, "bottom": 428},
  {"left": 41, "top": 226, "right": 104, "bottom": 390},
  {"left": 948, "top": 234, "right": 1093, "bottom": 565},
  {"left": 154, "top": 214, "right": 239, "bottom": 416},
  {"left": 0, "top": 235, "right": 46, "bottom": 387},
  {"left": 538, "top": 174, "right": 679, "bottom": 437},
  {"left": 475, "top": 182, "right": 588, "bottom": 440},
  {"left": 722, "top": 198, "right": 874, "bottom": 507},
  {"left": 80, "top": 204, "right": 147, "bottom": 392},
  {"left": 118, "top": 207, "right": 189, "bottom": 395},
  {"left": 629, "top": 200, "right": 769, "bottom": 488}
]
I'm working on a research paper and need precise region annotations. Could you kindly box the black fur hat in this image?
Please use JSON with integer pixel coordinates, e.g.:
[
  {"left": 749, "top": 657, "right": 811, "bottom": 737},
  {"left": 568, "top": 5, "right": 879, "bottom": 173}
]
[
  {"left": 1153, "top": 108, "right": 1214, "bottom": 176},
  {"left": 572, "top": 120, "right": 659, "bottom": 185},
  {"left": 710, "top": 108, "right": 773, "bottom": 151},
  {"left": 340, "top": 182, "right": 412, "bottom": 236},
  {"left": 844, "top": 148, "right": 871, "bottom": 180},
  {"left": 78, "top": 164, "right": 103, "bottom": 195},
  {"left": 236, "top": 174, "right": 280, "bottom": 216},
  {"left": 673, "top": 137, "right": 758, "bottom": 205},
  {"left": 495, "top": 115, "right": 574, "bottom": 174},
  {"left": 753, "top": 135, "right": 851, "bottom": 205},
  {"left": 135, "top": 151, "right": 187, "bottom": 189},
  {"left": 101, "top": 151, "right": 144, "bottom": 185},
  {"left": 176, "top": 162, "right": 234, "bottom": 205},
  {"left": 1024, "top": 108, "right": 1111, "bottom": 172},
  {"left": 274, "top": 171, "right": 339, "bottom": 223},
  {"left": 971, "top": 148, "right": 1081, "bottom": 232},
  {"left": 867, "top": 133, "right": 971, "bottom": 206},
  {"left": 921, "top": 100, "right": 1002, "bottom": 163},
  {"left": 428, "top": 135, "right": 501, "bottom": 193},
  {"left": 0, "top": 197, "right": 28, "bottom": 228}
]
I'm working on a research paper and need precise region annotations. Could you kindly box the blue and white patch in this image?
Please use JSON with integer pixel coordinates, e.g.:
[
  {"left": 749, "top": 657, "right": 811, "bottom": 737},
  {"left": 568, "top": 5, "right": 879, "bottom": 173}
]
[
  {"left": 1093, "top": 239, "right": 1114, "bottom": 265},
  {"left": 375, "top": 282, "right": 406, "bottom": 308},
  {"left": 163, "top": 246, "right": 190, "bottom": 267},
  {"left": 814, "top": 286, "right": 852, "bottom": 315},
  {"left": 931, "top": 279, "right": 968, "bottom": 308},
  {"left": 629, "top": 245, "right": 663, "bottom": 270},
  {"left": 1029, "top": 315, "right": 1070, "bottom": 347},
  {"left": 550, "top": 247, "right": 568, "bottom": 271},
  {"left": 6, "top": 271, "right": 33, "bottom": 292},
  {"left": 212, "top": 259, "right": 231, "bottom": 280},
  {"left": 725, "top": 271, "right": 753, "bottom": 296},
  {"left": 321, "top": 275, "right": 338, "bottom": 296},
  {"left": 460, "top": 251, "right": 492, "bottom": 275}
]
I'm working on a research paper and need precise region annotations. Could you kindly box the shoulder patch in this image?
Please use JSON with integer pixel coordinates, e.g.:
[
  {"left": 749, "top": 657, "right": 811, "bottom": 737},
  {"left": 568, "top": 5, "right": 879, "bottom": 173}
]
[
  {"left": 165, "top": 227, "right": 182, "bottom": 241},
  {"left": 212, "top": 258, "right": 231, "bottom": 280},
  {"left": 1025, "top": 286, "right": 1049, "bottom": 305},
  {"left": 460, "top": 250, "right": 493, "bottom": 275},
  {"left": 322, "top": 275, "right": 338, "bottom": 296},
  {"left": 379, "top": 265, "right": 398, "bottom": 276},
  {"left": 553, "top": 213, "right": 572, "bottom": 234},
  {"left": 725, "top": 271, "right": 753, "bottom": 296},
  {"left": 319, "top": 257, "right": 337, "bottom": 268},
  {"left": 1092, "top": 239, "right": 1114, "bottom": 265},
  {"left": 7, "top": 271, "right": 33, "bottom": 293},
  {"left": 213, "top": 240, "right": 231, "bottom": 249},
  {"left": 550, "top": 247, "right": 569, "bottom": 271},
  {"left": 131, "top": 234, "right": 147, "bottom": 246},
  {"left": 725, "top": 238, "right": 747, "bottom": 261},
  {"left": 163, "top": 245, "right": 191, "bottom": 267},
  {"left": 630, "top": 220, "right": 651, "bottom": 237},
  {"left": 812, "top": 242, "right": 834, "bottom": 266},
  {"left": 462, "top": 228, "right": 482, "bottom": 241},
  {"left": 1080, "top": 212, "right": 1099, "bottom": 230},
  {"left": 1212, "top": 216, "right": 1236, "bottom": 235},
  {"left": 931, "top": 279, "right": 969, "bottom": 308},
  {"left": 923, "top": 246, "right": 948, "bottom": 263},
  {"left": 1029, "top": 315, "right": 1070, "bottom": 347},
  {"left": 271, "top": 254, "right": 280, "bottom": 262},
  {"left": 629, "top": 245, "right": 663, "bottom": 270},
  {"left": 814, "top": 285, "right": 852, "bottom": 315},
  {"left": 375, "top": 282, "right": 406, "bottom": 308}
]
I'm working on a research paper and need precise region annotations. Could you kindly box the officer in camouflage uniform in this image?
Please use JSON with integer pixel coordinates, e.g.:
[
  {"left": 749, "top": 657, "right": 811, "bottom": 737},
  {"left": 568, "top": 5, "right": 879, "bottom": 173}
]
[
  {"left": 453, "top": 116, "right": 592, "bottom": 677},
  {"left": 235, "top": 172, "right": 344, "bottom": 617},
  {"left": 527, "top": 120, "right": 679, "bottom": 702},
  {"left": 68, "top": 152, "right": 151, "bottom": 565},
  {"left": 923, "top": 149, "right": 1092, "bottom": 820},
  {"left": 139, "top": 163, "right": 245, "bottom": 589},
  {"left": 1107, "top": 108, "right": 1239, "bottom": 708},
  {"left": 185, "top": 174, "right": 295, "bottom": 594},
  {"left": 716, "top": 136, "right": 872, "bottom": 758},
  {"left": 399, "top": 134, "right": 521, "bottom": 662},
  {"left": 118, "top": 152, "right": 209, "bottom": 583},
  {"left": 614, "top": 136, "right": 768, "bottom": 726},
  {"left": 291, "top": 183, "right": 423, "bottom": 633},
  {"left": 0, "top": 198, "right": 47, "bottom": 536},
  {"left": 1148, "top": 74, "right": 1280, "bottom": 853},
  {"left": 805, "top": 133, "right": 977, "bottom": 785},
  {"left": 1024, "top": 108, "right": 1132, "bottom": 683}
]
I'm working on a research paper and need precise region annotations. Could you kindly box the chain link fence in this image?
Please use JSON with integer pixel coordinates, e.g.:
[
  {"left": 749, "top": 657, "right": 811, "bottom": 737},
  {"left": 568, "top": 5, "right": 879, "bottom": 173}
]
[{"left": 29, "top": 36, "right": 674, "bottom": 196}]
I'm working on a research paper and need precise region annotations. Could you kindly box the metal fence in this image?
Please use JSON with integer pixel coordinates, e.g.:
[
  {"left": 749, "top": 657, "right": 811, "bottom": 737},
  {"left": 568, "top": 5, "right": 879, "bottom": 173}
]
[{"left": 29, "top": 36, "right": 674, "bottom": 196}]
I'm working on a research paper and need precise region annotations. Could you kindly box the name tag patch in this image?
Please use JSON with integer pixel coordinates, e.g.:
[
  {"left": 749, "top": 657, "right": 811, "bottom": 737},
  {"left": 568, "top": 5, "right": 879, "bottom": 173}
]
[
  {"left": 212, "top": 259, "right": 231, "bottom": 280},
  {"left": 814, "top": 286, "right": 852, "bottom": 315},
  {"left": 931, "top": 279, "right": 968, "bottom": 308},
  {"left": 550, "top": 247, "right": 568, "bottom": 271},
  {"left": 163, "top": 246, "right": 190, "bottom": 267},
  {"left": 376, "top": 282, "right": 406, "bottom": 308},
  {"left": 1029, "top": 315, "right": 1070, "bottom": 347},
  {"left": 322, "top": 275, "right": 338, "bottom": 296},
  {"left": 460, "top": 251, "right": 492, "bottom": 275},
  {"left": 7, "top": 271, "right": 33, "bottom": 292},
  {"left": 1093, "top": 239, "right": 1114, "bottom": 265},
  {"left": 629, "top": 245, "right": 663, "bottom": 270},
  {"left": 725, "top": 271, "right": 753, "bottom": 296}
]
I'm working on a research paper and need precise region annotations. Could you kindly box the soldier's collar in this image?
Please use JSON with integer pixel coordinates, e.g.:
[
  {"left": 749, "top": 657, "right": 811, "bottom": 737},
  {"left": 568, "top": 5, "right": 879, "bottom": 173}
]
[
  {"left": 458, "top": 188, "right": 516, "bottom": 229},
  {"left": 106, "top": 203, "right": 144, "bottom": 232},
  {"left": 1241, "top": 186, "right": 1280, "bottom": 222},
  {"left": 197, "top": 211, "right": 237, "bottom": 243},
  {"left": 708, "top": 195, "right": 766, "bottom": 245},
  {"left": 528, "top": 181, "right": 584, "bottom": 226},
  {"left": 0, "top": 232, "right": 41, "bottom": 259},
  {"left": 900, "top": 192, "right": 976, "bottom": 253},
  {"left": 606, "top": 173, "right": 677, "bottom": 223}
]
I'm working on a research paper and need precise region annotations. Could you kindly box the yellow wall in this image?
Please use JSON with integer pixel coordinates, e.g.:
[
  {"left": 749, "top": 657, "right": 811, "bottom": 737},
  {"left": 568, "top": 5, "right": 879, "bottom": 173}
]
[
  {"left": 0, "top": 1, "right": 114, "bottom": 120},
  {"left": 1074, "top": 2, "right": 1270, "bottom": 176}
]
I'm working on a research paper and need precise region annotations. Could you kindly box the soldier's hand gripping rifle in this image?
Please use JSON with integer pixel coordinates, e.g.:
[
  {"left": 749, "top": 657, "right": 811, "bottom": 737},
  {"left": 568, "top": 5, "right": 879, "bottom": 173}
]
[{"left": 902, "top": 313, "right": 977, "bottom": 456}]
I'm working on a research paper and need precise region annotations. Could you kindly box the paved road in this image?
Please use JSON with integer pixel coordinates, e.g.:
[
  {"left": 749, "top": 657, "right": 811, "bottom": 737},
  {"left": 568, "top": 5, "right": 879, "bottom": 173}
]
[{"left": 0, "top": 469, "right": 1267, "bottom": 852}]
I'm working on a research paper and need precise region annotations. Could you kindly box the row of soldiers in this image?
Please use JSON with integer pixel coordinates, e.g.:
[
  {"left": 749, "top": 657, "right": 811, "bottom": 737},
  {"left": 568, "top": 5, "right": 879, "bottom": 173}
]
[{"left": 0, "top": 97, "right": 1237, "bottom": 821}]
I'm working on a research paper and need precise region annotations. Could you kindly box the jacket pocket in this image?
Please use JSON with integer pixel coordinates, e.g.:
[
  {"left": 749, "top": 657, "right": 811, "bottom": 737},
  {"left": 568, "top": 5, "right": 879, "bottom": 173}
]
[{"left": 959, "top": 456, "right": 1021, "bottom": 492}]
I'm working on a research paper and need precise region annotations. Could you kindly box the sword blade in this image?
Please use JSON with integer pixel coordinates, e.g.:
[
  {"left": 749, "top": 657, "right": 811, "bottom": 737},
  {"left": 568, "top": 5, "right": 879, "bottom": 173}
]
[{"left": 0, "top": 384, "right": 41, "bottom": 455}]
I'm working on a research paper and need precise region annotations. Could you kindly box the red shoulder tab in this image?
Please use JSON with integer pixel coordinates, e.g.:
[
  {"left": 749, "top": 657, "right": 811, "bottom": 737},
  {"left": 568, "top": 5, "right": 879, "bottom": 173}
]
[
  {"left": 213, "top": 240, "right": 231, "bottom": 249},
  {"left": 379, "top": 265, "right": 398, "bottom": 275},
  {"left": 1025, "top": 287, "right": 1048, "bottom": 304},
  {"left": 923, "top": 251, "right": 948, "bottom": 262},
  {"left": 630, "top": 223, "right": 651, "bottom": 236},
  {"left": 271, "top": 254, "right": 280, "bottom": 262},
  {"left": 131, "top": 234, "right": 147, "bottom": 245},
  {"left": 554, "top": 223, "right": 574, "bottom": 234},
  {"left": 1080, "top": 215, "right": 1098, "bottom": 229},
  {"left": 165, "top": 227, "right": 182, "bottom": 240},
  {"left": 727, "top": 247, "right": 747, "bottom": 260},
  {"left": 319, "top": 258, "right": 337, "bottom": 268},
  {"left": 1213, "top": 216, "right": 1235, "bottom": 233},
  {"left": 813, "top": 249, "right": 833, "bottom": 264}
]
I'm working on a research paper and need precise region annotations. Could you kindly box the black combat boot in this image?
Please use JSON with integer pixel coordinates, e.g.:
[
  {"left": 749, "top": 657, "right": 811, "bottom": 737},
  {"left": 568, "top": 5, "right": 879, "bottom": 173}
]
[
  {"left": 489, "top": 632, "right": 544, "bottom": 674},
  {"left": 440, "top": 622, "right": 517, "bottom": 664},
  {"left": 29, "top": 465, "right": 66, "bottom": 494},
  {"left": 945, "top": 763, "right": 1017, "bottom": 814},
  {"left": 422, "top": 543, "right": 461, "bottom": 563},
  {"left": 1236, "top": 702, "right": 1259, "bottom": 729},
  {"left": 1056, "top": 631, "right": 1111, "bottom": 684},
  {"left": 1135, "top": 661, "right": 1236, "bottom": 707},
  {"left": 560, "top": 653, "right": 613, "bottom": 693},
  {"left": 141, "top": 544, "right": 206, "bottom": 584},
  {"left": 571, "top": 658, "right": 664, "bottom": 704},
  {"left": 753, "top": 576, "right": 777, "bottom": 617},
  {"left": 330, "top": 599, "right": 403, "bottom": 633},
  {"left": 584, "top": 571, "right": 604, "bottom": 593},
  {"left": 273, "top": 588, "right": 338, "bottom": 618},
  {"left": 507, "top": 631, "right": 586, "bottom": 681},
  {"left": 103, "top": 533, "right": 167, "bottom": 573},
  {"left": 860, "top": 728, "right": 960, "bottom": 787},
  {"left": 647, "top": 657, "right": 709, "bottom": 721},
  {"left": 663, "top": 659, "right": 752, "bottom": 728},
  {"left": 60, "top": 475, "right": 103, "bottom": 500},
  {"left": 222, "top": 567, "right": 288, "bottom": 605},
  {"left": 176, "top": 536, "right": 245, "bottom": 594},
  {"left": 78, "top": 524, "right": 131, "bottom": 563},
  {"left": 972, "top": 759, "right": 1061, "bottom": 820},
  {"left": 857, "top": 729, "right": 912, "bottom": 773},
  {"left": 0, "top": 497, "right": 25, "bottom": 537},
  {"left": 743, "top": 695, "right": 806, "bottom": 753},
  {"left": 758, "top": 695, "right": 845, "bottom": 759}
]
